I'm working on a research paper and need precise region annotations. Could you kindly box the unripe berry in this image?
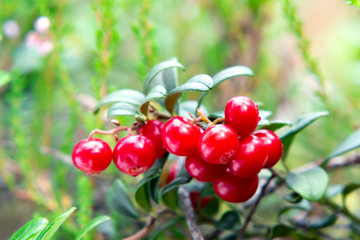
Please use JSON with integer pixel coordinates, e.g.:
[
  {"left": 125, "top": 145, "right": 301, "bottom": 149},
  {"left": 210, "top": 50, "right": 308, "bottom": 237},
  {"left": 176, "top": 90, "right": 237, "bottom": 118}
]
[
  {"left": 113, "top": 135, "right": 156, "bottom": 177},
  {"left": 253, "top": 129, "right": 283, "bottom": 168},
  {"left": 185, "top": 152, "right": 227, "bottom": 182},
  {"left": 72, "top": 138, "right": 112, "bottom": 175},
  {"left": 161, "top": 116, "right": 201, "bottom": 156},
  {"left": 213, "top": 171, "right": 258, "bottom": 203},
  {"left": 225, "top": 96, "right": 260, "bottom": 136},
  {"left": 229, "top": 135, "right": 268, "bottom": 178},
  {"left": 198, "top": 124, "right": 239, "bottom": 164},
  {"left": 140, "top": 120, "right": 167, "bottom": 159}
]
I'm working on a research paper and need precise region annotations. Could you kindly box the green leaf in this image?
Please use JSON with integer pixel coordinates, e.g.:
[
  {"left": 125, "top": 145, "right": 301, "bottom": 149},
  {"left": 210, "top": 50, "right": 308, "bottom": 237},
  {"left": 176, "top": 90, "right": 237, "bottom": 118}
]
[
  {"left": 9, "top": 218, "right": 48, "bottom": 240},
  {"left": 164, "top": 74, "right": 213, "bottom": 115},
  {"left": 326, "top": 184, "right": 344, "bottom": 198},
  {"left": 342, "top": 183, "right": 360, "bottom": 211},
  {"left": 284, "top": 192, "right": 303, "bottom": 204},
  {"left": 281, "top": 111, "right": 329, "bottom": 161},
  {"left": 322, "top": 129, "right": 360, "bottom": 166},
  {"left": 162, "top": 66, "right": 180, "bottom": 93},
  {"left": 270, "top": 224, "right": 294, "bottom": 238},
  {"left": 36, "top": 207, "right": 76, "bottom": 240},
  {"left": 107, "top": 102, "right": 140, "bottom": 118},
  {"left": 134, "top": 157, "right": 168, "bottom": 212},
  {"left": 198, "top": 66, "right": 253, "bottom": 106},
  {"left": 285, "top": 167, "right": 329, "bottom": 201},
  {"left": 144, "top": 59, "right": 185, "bottom": 94},
  {"left": 94, "top": 89, "right": 145, "bottom": 113},
  {"left": 259, "top": 110, "right": 272, "bottom": 119},
  {"left": 75, "top": 215, "right": 110, "bottom": 240},
  {"left": 161, "top": 169, "right": 192, "bottom": 195},
  {"left": 161, "top": 188, "right": 179, "bottom": 210},
  {"left": 140, "top": 85, "right": 167, "bottom": 116},
  {"left": 259, "top": 120, "right": 292, "bottom": 132},
  {"left": 179, "top": 100, "right": 208, "bottom": 118},
  {"left": 309, "top": 213, "right": 337, "bottom": 229},
  {"left": 215, "top": 211, "right": 241, "bottom": 230},
  {"left": 106, "top": 179, "right": 140, "bottom": 219},
  {"left": 149, "top": 217, "right": 184, "bottom": 240},
  {"left": 0, "top": 70, "right": 11, "bottom": 87}
]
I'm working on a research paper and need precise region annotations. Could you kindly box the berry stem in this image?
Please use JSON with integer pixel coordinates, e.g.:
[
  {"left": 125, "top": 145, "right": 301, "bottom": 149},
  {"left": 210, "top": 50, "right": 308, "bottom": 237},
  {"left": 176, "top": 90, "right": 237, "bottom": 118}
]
[
  {"left": 88, "top": 126, "right": 128, "bottom": 141},
  {"left": 197, "top": 108, "right": 213, "bottom": 126},
  {"left": 212, "top": 117, "right": 225, "bottom": 125}
]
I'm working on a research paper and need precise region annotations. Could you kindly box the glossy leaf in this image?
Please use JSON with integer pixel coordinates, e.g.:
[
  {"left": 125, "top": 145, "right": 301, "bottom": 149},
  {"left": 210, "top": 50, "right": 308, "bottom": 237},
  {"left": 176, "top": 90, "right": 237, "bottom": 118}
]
[
  {"left": 198, "top": 66, "right": 253, "bottom": 106},
  {"left": 164, "top": 74, "right": 213, "bottom": 115},
  {"left": 201, "top": 197, "right": 220, "bottom": 216},
  {"left": 144, "top": 59, "right": 185, "bottom": 94},
  {"left": 259, "top": 120, "right": 292, "bottom": 132},
  {"left": 9, "top": 218, "right": 48, "bottom": 240},
  {"left": 179, "top": 100, "right": 208, "bottom": 118},
  {"left": 161, "top": 169, "right": 192, "bottom": 195},
  {"left": 36, "top": 207, "right": 76, "bottom": 240},
  {"left": 162, "top": 188, "right": 178, "bottom": 210},
  {"left": 140, "top": 85, "right": 167, "bottom": 116},
  {"left": 106, "top": 179, "right": 140, "bottom": 219},
  {"left": 285, "top": 167, "right": 329, "bottom": 201},
  {"left": 309, "top": 213, "right": 337, "bottom": 229},
  {"left": 215, "top": 211, "right": 241, "bottom": 230},
  {"left": 149, "top": 217, "right": 183, "bottom": 240},
  {"left": 281, "top": 111, "right": 329, "bottom": 161},
  {"left": 0, "top": 70, "right": 11, "bottom": 87},
  {"left": 75, "top": 216, "right": 110, "bottom": 240},
  {"left": 134, "top": 156, "right": 167, "bottom": 211},
  {"left": 208, "top": 111, "right": 224, "bottom": 120},
  {"left": 322, "top": 129, "right": 360, "bottom": 166},
  {"left": 270, "top": 224, "right": 294, "bottom": 238},
  {"left": 107, "top": 102, "right": 139, "bottom": 118},
  {"left": 94, "top": 89, "right": 145, "bottom": 113}
]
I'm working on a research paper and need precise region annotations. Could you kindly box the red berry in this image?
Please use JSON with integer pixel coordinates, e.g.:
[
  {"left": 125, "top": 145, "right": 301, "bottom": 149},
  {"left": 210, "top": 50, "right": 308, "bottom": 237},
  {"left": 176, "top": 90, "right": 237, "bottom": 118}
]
[
  {"left": 159, "top": 161, "right": 179, "bottom": 187},
  {"left": 161, "top": 116, "right": 201, "bottom": 156},
  {"left": 189, "top": 191, "right": 214, "bottom": 210},
  {"left": 185, "top": 152, "right": 227, "bottom": 182},
  {"left": 140, "top": 120, "right": 167, "bottom": 159},
  {"left": 72, "top": 138, "right": 112, "bottom": 175},
  {"left": 229, "top": 135, "right": 268, "bottom": 178},
  {"left": 113, "top": 135, "right": 156, "bottom": 177},
  {"left": 213, "top": 171, "right": 258, "bottom": 203},
  {"left": 198, "top": 124, "right": 239, "bottom": 164},
  {"left": 253, "top": 129, "right": 283, "bottom": 168},
  {"left": 225, "top": 96, "right": 260, "bottom": 136}
]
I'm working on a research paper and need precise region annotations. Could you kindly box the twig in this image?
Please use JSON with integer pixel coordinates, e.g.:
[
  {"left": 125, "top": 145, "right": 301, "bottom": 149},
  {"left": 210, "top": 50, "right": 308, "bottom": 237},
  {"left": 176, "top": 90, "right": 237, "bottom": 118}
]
[
  {"left": 178, "top": 186, "right": 205, "bottom": 240},
  {"left": 123, "top": 216, "right": 156, "bottom": 240},
  {"left": 237, "top": 172, "right": 276, "bottom": 240}
]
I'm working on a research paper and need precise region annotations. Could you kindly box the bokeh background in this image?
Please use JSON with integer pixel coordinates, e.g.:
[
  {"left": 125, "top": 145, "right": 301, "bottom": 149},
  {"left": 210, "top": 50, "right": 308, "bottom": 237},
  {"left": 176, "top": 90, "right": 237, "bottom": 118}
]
[{"left": 1, "top": 0, "right": 360, "bottom": 239}]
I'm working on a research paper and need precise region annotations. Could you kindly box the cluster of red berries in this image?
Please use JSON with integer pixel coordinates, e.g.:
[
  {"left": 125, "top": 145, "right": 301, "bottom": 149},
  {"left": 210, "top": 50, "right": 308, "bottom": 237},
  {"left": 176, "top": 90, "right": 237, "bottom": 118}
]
[
  {"left": 72, "top": 96, "right": 283, "bottom": 203},
  {"left": 162, "top": 96, "right": 283, "bottom": 203}
]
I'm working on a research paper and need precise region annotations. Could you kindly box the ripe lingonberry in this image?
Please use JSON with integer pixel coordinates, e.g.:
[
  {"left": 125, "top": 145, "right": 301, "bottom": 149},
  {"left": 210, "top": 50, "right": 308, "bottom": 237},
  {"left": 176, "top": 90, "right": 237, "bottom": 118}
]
[
  {"left": 229, "top": 135, "right": 268, "bottom": 178},
  {"left": 190, "top": 191, "right": 214, "bottom": 210},
  {"left": 213, "top": 171, "right": 258, "bottom": 203},
  {"left": 185, "top": 152, "right": 227, "bottom": 182},
  {"left": 253, "top": 129, "right": 283, "bottom": 168},
  {"left": 140, "top": 119, "right": 167, "bottom": 159},
  {"left": 161, "top": 116, "right": 201, "bottom": 156},
  {"left": 72, "top": 138, "right": 112, "bottom": 175},
  {"left": 225, "top": 96, "right": 260, "bottom": 136},
  {"left": 113, "top": 135, "right": 156, "bottom": 177},
  {"left": 159, "top": 161, "right": 179, "bottom": 187},
  {"left": 198, "top": 124, "right": 239, "bottom": 164}
]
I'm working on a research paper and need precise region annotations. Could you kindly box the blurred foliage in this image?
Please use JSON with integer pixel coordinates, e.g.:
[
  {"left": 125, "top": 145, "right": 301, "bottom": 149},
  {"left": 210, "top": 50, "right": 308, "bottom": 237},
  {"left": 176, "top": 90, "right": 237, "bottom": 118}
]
[{"left": 1, "top": 0, "right": 360, "bottom": 239}]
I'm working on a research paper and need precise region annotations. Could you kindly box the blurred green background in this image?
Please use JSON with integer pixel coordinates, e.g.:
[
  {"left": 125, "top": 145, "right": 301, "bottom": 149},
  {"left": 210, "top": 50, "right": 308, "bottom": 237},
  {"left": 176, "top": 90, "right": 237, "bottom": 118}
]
[{"left": 1, "top": 0, "right": 360, "bottom": 239}]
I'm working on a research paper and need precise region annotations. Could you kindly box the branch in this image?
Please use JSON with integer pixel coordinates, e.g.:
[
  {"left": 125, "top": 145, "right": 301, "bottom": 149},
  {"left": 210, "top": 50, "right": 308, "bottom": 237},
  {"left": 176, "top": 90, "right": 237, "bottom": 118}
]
[
  {"left": 237, "top": 172, "right": 276, "bottom": 240},
  {"left": 123, "top": 216, "right": 156, "bottom": 240},
  {"left": 178, "top": 186, "right": 205, "bottom": 240}
]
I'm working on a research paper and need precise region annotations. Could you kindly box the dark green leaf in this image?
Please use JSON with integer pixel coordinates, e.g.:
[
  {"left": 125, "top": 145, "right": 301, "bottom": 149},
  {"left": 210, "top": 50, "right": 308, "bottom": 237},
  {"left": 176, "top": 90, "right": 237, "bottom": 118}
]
[
  {"left": 0, "top": 70, "right": 11, "bottom": 87},
  {"left": 36, "top": 207, "right": 76, "bottom": 240},
  {"left": 198, "top": 66, "right": 253, "bottom": 106},
  {"left": 134, "top": 183, "right": 152, "bottom": 212},
  {"left": 201, "top": 197, "right": 219, "bottom": 216},
  {"left": 9, "top": 218, "right": 48, "bottom": 240},
  {"left": 285, "top": 167, "right": 329, "bottom": 201},
  {"left": 281, "top": 111, "right": 329, "bottom": 161},
  {"left": 161, "top": 169, "right": 192, "bottom": 195},
  {"left": 284, "top": 192, "right": 303, "bottom": 204},
  {"left": 94, "top": 89, "right": 145, "bottom": 113},
  {"left": 140, "top": 85, "right": 167, "bottom": 116},
  {"left": 75, "top": 215, "right": 110, "bottom": 240},
  {"left": 342, "top": 183, "right": 360, "bottom": 212},
  {"left": 162, "top": 188, "right": 178, "bottom": 210},
  {"left": 107, "top": 102, "right": 139, "bottom": 118},
  {"left": 309, "top": 213, "right": 337, "bottom": 229},
  {"left": 322, "top": 129, "right": 360, "bottom": 166},
  {"left": 106, "top": 179, "right": 140, "bottom": 219},
  {"left": 215, "top": 211, "right": 241, "bottom": 230},
  {"left": 270, "top": 224, "right": 294, "bottom": 238},
  {"left": 259, "top": 120, "right": 292, "bottom": 132},
  {"left": 208, "top": 111, "right": 224, "bottom": 120},
  {"left": 179, "top": 100, "right": 208, "bottom": 118},
  {"left": 164, "top": 74, "right": 213, "bottom": 115},
  {"left": 144, "top": 59, "right": 185, "bottom": 94}
]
